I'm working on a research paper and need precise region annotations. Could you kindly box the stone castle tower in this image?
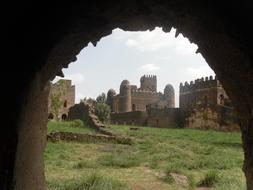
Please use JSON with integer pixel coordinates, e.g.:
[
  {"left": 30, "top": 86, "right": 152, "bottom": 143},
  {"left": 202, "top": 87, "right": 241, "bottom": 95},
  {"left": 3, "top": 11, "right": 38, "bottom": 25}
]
[
  {"left": 164, "top": 84, "right": 175, "bottom": 108},
  {"left": 140, "top": 75, "right": 157, "bottom": 92},
  {"left": 119, "top": 80, "right": 132, "bottom": 113},
  {"left": 109, "top": 75, "right": 175, "bottom": 113}
]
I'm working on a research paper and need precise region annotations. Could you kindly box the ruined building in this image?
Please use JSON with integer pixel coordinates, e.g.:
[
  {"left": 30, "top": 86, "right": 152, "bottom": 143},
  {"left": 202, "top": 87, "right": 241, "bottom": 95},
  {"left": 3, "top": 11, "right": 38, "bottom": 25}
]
[
  {"left": 108, "top": 75, "right": 175, "bottom": 113},
  {"left": 48, "top": 79, "right": 75, "bottom": 120},
  {"left": 111, "top": 75, "right": 239, "bottom": 131}
]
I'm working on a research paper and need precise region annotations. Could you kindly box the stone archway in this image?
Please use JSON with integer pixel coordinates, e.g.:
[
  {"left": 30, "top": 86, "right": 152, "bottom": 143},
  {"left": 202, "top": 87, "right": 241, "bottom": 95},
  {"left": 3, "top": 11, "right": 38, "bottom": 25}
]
[{"left": 4, "top": 1, "right": 253, "bottom": 190}]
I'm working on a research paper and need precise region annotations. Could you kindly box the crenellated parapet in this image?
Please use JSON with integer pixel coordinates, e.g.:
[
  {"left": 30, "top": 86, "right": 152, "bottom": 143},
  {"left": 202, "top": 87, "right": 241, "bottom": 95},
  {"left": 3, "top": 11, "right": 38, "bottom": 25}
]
[
  {"left": 140, "top": 74, "right": 157, "bottom": 80},
  {"left": 131, "top": 89, "right": 162, "bottom": 96},
  {"left": 180, "top": 75, "right": 218, "bottom": 93}
]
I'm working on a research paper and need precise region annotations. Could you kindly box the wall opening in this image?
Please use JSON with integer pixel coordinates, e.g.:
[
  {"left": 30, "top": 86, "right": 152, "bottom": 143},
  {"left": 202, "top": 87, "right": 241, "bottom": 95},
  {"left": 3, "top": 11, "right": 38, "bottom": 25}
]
[{"left": 44, "top": 28, "right": 244, "bottom": 189}]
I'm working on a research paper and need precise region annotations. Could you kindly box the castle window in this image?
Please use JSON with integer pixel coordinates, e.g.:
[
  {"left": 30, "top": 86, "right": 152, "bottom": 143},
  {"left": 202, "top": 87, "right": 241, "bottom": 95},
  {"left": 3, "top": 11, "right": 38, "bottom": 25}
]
[
  {"left": 61, "top": 114, "right": 67, "bottom": 121},
  {"left": 64, "top": 100, "right": 67, "bottom": 107},
  {"left": 132, "top": 104, "right": 136, "bottom": 111},
  {"left": 219, "top": 94, "right": 224, "bottom": 105},
  {"left": 204, "top": 95, "right": 208, "bottom": 104}
]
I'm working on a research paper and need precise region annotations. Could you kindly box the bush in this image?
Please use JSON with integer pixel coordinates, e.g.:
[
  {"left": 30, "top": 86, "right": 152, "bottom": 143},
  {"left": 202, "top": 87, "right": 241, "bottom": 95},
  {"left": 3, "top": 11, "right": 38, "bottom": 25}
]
[
  {"left": 95, "top": 103, "right": 111, "bottom": 123},
  {"left": 198, "top": 170, "right": 219, "bottom": 187},
  {"left": 70, "top": 119, "right": 85, "bottom": 128}
]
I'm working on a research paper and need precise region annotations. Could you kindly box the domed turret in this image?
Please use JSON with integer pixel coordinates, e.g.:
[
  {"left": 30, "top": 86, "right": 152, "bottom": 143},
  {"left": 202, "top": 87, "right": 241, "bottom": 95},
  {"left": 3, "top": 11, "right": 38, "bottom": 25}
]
[
  {"left": 119, "top": 80, "right": 131, "bottom": 112},
  {"left": 164, "top": 84, "right": 175, "bottom": 108},
  {"left": 120, "top": 80, "right": 130, "bottom": 86},
  {"left": 106, "top": 89, "right": 116, "bottom": 111}
]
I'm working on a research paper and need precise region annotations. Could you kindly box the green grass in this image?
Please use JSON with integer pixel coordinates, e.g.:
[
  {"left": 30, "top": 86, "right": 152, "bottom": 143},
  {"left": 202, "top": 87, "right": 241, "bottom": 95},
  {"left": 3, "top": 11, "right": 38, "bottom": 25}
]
[
  {"left": 45, "top": 123, "right": 245, "bottom": 190},
  {"left": 47, "top": 172, "right": 129, "bottom": 190},
  {"left": 47, "top": 120, "right": 96, "bottom": 134}
]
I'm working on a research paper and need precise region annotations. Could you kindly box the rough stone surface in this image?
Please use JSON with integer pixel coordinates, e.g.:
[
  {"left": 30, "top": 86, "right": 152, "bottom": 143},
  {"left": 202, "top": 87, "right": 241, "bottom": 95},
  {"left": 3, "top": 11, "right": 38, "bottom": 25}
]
[
  {"left": 111, "top": 75, "right": 175, "bottom": 113},
  {"left": 4, "top": 1, "right": 253, "bottom": 190},
  {"left": 47, "top": 131, "right": 133, "bottom": 145},
  {"left": 48, "top": 79, "right": 75, "bottom": 120},
  {"left": 68, "top": 101, "right": 106, "bottom": 130}
]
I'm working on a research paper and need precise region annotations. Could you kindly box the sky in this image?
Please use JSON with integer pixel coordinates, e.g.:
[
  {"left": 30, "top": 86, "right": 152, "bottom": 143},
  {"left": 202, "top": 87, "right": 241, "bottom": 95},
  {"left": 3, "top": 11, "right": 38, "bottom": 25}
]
[{"left": 53, "top": 27, "right": 215, "bottom": 107}]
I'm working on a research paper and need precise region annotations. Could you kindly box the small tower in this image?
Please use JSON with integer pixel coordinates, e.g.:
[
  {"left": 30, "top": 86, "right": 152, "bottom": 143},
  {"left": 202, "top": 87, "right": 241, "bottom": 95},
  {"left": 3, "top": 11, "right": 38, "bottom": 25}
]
[
  {"left": 140, "top": 75, "right": 157, "bottom": 92},
  {"left": 164, "top": 84, "right": 175, "bottom": 108},
  {"left": 119, "top": 80, "right": 131, "bottom": 113},
  {"left": 106, "top": 89, "right": 116, "bottom": 112}
]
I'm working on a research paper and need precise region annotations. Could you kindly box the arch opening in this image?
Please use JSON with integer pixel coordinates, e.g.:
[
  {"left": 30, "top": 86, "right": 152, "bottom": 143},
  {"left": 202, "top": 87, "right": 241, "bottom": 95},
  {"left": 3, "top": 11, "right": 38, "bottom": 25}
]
[{"left": 4, "top": 2, "right": 253, "bottom": 190}]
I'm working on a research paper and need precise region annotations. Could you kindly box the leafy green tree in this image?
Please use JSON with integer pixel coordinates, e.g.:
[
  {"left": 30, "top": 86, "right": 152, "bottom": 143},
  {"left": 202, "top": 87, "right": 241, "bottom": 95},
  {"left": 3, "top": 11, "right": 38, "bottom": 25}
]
[
  {"left": 50, "top": 93, "right": 63, "bottom": 120},
  {"left": 96, "top": 93, "right": 107, "bottom": 104},
  {"left": 95, "top": 103, "right": 111, "bottom": 123}
]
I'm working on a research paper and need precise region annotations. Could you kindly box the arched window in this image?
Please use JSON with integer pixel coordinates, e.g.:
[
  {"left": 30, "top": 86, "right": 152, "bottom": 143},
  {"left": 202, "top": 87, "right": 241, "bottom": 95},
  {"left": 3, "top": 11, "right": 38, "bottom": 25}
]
[
  {"left": 64, "top": 100, "right": 67, "bottom": 108},
  {"left": 61, "top": 114, "right": 67, "bottom": 121}
]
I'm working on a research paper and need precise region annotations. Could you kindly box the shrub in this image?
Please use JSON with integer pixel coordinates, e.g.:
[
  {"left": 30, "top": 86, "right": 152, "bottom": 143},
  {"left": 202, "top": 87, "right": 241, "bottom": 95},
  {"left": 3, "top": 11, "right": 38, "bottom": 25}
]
[
  {"left": 95, "top": 103, "right": 111, "bottom": 123},
  {"left": 70, "top": 119, "right": 85, "bottom": 128}
]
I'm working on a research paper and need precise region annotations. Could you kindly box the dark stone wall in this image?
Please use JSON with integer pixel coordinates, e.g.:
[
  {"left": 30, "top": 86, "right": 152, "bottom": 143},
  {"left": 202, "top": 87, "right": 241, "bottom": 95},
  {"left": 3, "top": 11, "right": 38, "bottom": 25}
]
[
  {"left": 147, "top": 108, "right": 186, "bottom": 128},
  {"left": 4, "top": 1, "right": 253, "bottom": 189},
  {"left": 186, "top": 105, "right": 240, "bottom": 131},
  {"left": 111, "top": 111, "right": 148, "bottom": 126}
]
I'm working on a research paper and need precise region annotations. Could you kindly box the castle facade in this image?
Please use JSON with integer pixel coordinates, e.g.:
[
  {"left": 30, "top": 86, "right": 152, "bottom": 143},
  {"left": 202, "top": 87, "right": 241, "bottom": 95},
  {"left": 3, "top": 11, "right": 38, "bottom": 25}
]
[
  {"left": 110, "top": 75, "right": 239, "bottom": 131},
  {"left": 108, "top": 75, "right": 175, "bottom": 113},
  {"left": 48, "top": 79, "right": 75, "bottom": 120}
]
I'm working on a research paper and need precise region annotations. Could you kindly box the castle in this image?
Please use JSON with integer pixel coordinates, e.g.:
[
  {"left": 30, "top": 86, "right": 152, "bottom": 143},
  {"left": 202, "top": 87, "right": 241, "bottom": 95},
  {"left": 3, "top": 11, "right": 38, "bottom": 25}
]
[
  {"left": 110, "top": 75, "right": 239, "bottom": 131},
  {"left": 48, "top": 75, "right": 239, "bottom": 131},
  {"left": 107, "top": 75, "right": 175, "bottom": 113},
  {"left": 48, "top": 79, "right": 75, "bottom": 120}
]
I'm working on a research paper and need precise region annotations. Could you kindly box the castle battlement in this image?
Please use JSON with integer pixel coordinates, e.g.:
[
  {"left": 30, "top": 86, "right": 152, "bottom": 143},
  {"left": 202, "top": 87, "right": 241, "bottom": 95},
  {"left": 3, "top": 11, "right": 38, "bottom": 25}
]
[
  {"left": 180, "top": 75, "right": 218, "bottom": 92},
  {"left": 140, "top": 74, "right": 157, "bottom": 80}
]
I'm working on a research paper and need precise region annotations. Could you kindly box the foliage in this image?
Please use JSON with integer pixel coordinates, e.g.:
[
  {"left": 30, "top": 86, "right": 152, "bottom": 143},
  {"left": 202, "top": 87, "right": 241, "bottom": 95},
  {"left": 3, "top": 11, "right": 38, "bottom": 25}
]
[
  {"left": 83, "top": 97, "right": 96, "bottom": 105},
  {"left": 50, "top": 93, "right": 63, "bottom": 120},
  {"left": 95, "top": 103, "right": 111, "bottom": 123},
  {"left": 70, "top": 119, "right": 85, "bottom": 128},
  {"left": 96, "top": 93, "right": 107, "bottom": 104}
]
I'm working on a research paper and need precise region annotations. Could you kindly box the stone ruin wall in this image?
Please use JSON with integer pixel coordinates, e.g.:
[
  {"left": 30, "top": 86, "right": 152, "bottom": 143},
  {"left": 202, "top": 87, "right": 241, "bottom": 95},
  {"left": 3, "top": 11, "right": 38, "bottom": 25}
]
[
  {"left": 179, "top": 76, "right": 218, "bottom": 109},
  {"left": 180, "top": 76, "right": 239, "bottom": 131},
  {"left": 110, "top": 111, "right": 148, "bottom": 126},
  {"left": 48, "top": 79, "right": 75, "bottom": 119},
  {"left": 146, "top": 107, "right": 186, "bottom": 128},
  {"left": 186, "top": 105, "right": 240, "bottom": 131}
]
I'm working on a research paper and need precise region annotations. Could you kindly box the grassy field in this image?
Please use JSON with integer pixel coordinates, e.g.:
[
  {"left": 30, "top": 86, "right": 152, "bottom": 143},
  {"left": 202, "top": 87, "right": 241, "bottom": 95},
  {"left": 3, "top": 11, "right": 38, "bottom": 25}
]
[{"left": 45, "top": 121, "right": 245, "bottom": 190}]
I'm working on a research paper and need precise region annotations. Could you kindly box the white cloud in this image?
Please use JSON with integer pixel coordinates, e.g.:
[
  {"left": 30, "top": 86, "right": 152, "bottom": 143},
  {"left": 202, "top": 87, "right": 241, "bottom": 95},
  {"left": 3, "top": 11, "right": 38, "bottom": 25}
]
[
  {"left": 76, "top": 92, "right": 85, "bottom": 103},
  {"left": 112, "top": 27, "right": 198, "bottom": 55},
  {"left": 52, "top": 73, "right": 84, "bottom": 85},
  {"left": 64, "top": 73, "right": 84, "bottom": 85},
  {"left": 186, "top": 65, "right": 215, "bottom": 78},
  {"left": 139, "top": 64, "right": 160, "bottom": 72}
]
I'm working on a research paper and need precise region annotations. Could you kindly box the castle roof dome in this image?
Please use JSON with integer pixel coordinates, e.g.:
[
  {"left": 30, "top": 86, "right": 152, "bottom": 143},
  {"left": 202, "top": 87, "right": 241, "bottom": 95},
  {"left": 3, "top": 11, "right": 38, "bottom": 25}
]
[
  {"left": 107, "top": 89, "right": 116, "bottom": 96},
  {"left": 164, "top": 84, "right": 174, "bottom": 94},
  {"left": 120, "top": 80, "right": 130, "bottom": 86}
]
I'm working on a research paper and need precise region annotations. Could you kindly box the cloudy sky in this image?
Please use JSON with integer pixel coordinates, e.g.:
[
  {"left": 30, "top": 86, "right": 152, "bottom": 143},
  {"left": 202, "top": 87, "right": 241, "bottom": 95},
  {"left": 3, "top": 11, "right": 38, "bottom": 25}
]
[{"left": 53, "top": 27, "right": 215, "bottom": 107}]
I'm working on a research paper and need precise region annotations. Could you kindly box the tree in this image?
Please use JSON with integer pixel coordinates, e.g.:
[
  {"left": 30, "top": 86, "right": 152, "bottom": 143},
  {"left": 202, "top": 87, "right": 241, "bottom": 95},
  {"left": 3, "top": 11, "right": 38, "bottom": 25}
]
[
  {"left": 83, "top": 97, "right": 96, "bottom": 105},
  {"left": 95, "top": 103, "right": 111, "bottom": 123},
  {"left": 96, "top": 93, "right": 107, "bottom": 104},
  {"left": 50, "top": 93, "right": 63, "bottom": 120}
]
